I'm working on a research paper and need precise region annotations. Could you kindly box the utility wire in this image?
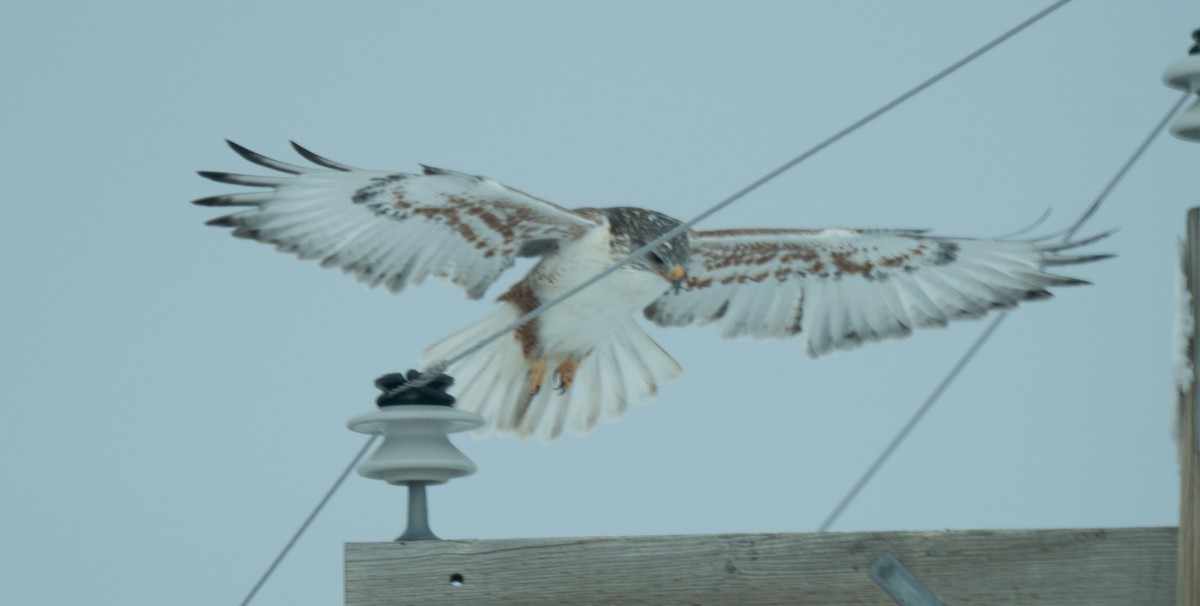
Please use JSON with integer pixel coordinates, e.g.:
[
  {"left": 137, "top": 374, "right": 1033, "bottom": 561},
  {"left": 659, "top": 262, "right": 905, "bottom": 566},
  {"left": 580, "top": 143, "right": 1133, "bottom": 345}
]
[
  {"left": 238, "top": 435, "right": 378, "bottom": 606},
  {"left": 1063, "top": 92, "right": 1191, "bottom": 243},
  {"left": 241, "top": 2, "right": 1074, "bottom": 602},
  {"left": 817, "top": 315, "right": 1008, "bottom": 533},
  {"left": 817, "top": 91, "right": 1190, "bottom": 533}
]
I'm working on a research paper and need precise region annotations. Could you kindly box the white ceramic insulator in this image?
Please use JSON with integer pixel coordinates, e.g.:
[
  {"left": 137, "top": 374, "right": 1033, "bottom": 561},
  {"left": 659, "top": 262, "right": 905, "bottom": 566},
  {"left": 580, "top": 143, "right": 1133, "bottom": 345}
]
[
  {"left": 347, "top": 405, "right": 484, "bottom": 485},
  {"left": 1164, "top": 55, "right": 1200, "bottom": 141}
]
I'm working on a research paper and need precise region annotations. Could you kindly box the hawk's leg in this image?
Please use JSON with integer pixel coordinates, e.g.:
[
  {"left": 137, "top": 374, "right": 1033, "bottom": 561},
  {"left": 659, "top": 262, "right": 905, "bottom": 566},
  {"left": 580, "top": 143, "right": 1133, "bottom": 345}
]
[
  {"left": 528, "top": 359, "right": 548, "bottom": 395},
  {"left": 554, "top": 356, "right": 581, "bottom": 394}
]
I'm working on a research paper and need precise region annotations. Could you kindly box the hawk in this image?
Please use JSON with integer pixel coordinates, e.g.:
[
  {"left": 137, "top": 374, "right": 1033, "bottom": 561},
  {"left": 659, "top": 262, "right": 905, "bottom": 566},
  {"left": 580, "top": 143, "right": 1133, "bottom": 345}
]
[{"left": 195, "top": 141, "right": 1110, "bottom": 440}]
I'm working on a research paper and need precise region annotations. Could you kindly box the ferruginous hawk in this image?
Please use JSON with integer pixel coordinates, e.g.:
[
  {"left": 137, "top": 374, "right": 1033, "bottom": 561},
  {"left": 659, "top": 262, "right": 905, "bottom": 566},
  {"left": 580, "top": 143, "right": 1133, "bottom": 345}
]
[{"left": 195, "top": 141, "right": 1109, "bottom": 440}]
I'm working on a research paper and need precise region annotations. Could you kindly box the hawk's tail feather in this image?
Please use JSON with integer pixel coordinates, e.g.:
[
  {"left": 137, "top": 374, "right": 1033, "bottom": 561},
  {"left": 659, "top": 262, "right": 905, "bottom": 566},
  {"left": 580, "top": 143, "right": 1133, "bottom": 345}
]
[
  {"left": 419, "top": 305, "right": 682, "bottom": 441},
  {"left": 419, "top": 305, "right": 530, "bottom": 433}
]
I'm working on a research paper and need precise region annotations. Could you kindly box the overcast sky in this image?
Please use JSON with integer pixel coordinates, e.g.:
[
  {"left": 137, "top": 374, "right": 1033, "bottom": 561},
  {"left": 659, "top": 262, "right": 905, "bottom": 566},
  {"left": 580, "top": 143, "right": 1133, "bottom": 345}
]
[{"left": 4, "top": 1, "right": 1198, "bottom": 604}]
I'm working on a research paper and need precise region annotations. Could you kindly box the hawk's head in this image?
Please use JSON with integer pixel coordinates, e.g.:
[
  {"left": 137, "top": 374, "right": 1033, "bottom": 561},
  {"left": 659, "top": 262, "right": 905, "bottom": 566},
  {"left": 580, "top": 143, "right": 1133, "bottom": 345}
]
[{"left": 601, "top": 207, "right": 691, "bottom": 290}]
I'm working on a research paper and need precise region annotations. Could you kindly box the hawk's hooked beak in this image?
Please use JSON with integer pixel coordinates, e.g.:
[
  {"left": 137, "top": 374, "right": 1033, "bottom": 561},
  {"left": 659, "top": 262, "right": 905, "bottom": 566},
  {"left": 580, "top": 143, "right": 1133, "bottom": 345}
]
[{"left": 660, "top": 265, "right": 687, "bottom": 293}]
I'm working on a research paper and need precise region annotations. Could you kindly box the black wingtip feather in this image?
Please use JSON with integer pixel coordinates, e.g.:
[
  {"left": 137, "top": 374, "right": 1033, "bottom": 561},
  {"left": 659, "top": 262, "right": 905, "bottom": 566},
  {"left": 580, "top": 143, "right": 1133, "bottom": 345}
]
[
  {"left": 196, "top": 171, "right": 282, "bottom": 187},
  {"left": 205, "top": 215, "right": 239, "bottom": 227},
  {"left": 231, "top": 227, "right": 261, "bottom": 240},
  {"left": 193, "top": 194, "right": 237, "bottom": 207},
  {"left": 1044, "top": 253, "right": 1115, "bottom": 266},
  {"left": 289, "top": 141, "right": 353, "bottom": 171},
  {"left": 192, "top": 191, "right": 270, "bottom": 207},
  {"left": 1042, "top": 229, "right": 1118, "bottom": 252},
  {"left": 224, "top": 140, "right": 305, "bottom": 174}
]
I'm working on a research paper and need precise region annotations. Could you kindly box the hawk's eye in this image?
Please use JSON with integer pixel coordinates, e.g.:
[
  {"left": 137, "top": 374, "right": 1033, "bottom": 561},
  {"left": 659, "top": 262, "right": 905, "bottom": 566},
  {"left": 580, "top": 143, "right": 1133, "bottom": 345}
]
[{"left": 647, "top": 252, "right": 666, "bottom": 268}]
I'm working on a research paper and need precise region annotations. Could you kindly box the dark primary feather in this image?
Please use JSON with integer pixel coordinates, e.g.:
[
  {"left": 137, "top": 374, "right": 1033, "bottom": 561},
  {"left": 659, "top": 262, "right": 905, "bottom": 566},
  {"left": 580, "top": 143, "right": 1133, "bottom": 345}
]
[
  {"left": 225, "top": 139, "right": 308, "bottom": 174},
  {"left": 420, "top": 164, "right": 455, "bottom": 176},
  {"left": 289, "top": 141, "right": 353, "bottom": 171},
  {"left": 196, "top": 171, "right": 289, "bottom": 187}
]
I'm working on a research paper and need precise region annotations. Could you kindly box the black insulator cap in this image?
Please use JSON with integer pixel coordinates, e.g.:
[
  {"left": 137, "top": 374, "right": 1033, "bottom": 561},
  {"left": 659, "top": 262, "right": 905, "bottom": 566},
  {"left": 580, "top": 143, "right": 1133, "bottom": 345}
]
[
  {"left": 1191, "top": 28, "right": 1200, "bottom": 55},
  {"left": 375, "top": 370, "right": 456, "bottom": 407}
]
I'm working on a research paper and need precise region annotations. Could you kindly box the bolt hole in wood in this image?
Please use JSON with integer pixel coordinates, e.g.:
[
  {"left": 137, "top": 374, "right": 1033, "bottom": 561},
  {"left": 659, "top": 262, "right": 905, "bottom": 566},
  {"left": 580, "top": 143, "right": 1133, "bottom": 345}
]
[{"left": 449, "top": 573, "right": 464, "bottom": 587}]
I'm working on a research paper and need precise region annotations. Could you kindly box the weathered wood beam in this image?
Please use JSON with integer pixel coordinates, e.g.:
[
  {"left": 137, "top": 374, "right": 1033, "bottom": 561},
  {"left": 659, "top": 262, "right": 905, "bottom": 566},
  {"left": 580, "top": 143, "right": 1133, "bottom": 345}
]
[
  {"left": 346, "top": 527, "right": 1175, "bottom": 605},
  {"left": 1179, "top": 207, "right": 1200, "bottom": 606}
]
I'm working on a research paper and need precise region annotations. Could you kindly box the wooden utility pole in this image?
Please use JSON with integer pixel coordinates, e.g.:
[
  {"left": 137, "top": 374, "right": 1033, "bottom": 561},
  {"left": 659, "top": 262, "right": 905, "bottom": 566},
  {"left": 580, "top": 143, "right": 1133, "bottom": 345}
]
[
  {"left": 346, "top": 527, "right": 1175, "bottom": 605},
  {"left": 1179, "top": 208, "right": 1200, "bottom": 605},
  {"left": 1165, "top": 36, "right": 1200, "bottom": 605}
]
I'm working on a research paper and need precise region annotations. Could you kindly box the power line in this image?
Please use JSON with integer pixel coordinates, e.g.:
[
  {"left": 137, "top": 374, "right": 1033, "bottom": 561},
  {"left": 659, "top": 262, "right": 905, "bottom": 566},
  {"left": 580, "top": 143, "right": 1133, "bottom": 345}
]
[
  {"left": 817, "top": 91, "right": 1190, "bottom": 533},
  {"left": 818, "top": 314, "right": 1008, "bottom": 533},
  {"left": 238, "top": 435, "right": 378, "bottom": 606},
  {"left": 240, "top": 2, "right": 1074, "bottom": 601},
  {"left": 1062, "top": 92, "right": 1191, "bottom": 243}
]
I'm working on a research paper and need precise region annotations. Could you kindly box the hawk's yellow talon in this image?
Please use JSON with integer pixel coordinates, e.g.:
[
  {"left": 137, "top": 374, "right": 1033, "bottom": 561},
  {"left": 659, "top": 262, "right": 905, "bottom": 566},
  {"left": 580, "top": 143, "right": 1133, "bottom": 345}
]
[
  {"left": 528, "top": 359, "right": 548, "bottom": 395},
  {"left": 555, "top": 357, "right": 581, "bottom": 393}
]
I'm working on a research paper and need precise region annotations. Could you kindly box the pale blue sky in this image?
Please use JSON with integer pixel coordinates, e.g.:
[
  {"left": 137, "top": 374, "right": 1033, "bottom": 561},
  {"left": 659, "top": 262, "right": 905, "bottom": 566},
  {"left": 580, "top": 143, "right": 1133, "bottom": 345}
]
[{"left": 3, "top": 1, "right": 1197, "bottom": 604}]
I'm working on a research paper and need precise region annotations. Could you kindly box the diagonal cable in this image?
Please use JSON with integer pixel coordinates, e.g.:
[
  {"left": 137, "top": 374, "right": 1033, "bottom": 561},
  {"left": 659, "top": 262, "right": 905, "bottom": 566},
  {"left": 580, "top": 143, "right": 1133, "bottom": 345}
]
[
  {"left": 817, "top": 315, "right": 1008, "bottom": 533},
  {"left": 1062, "top": 92, "right": 1191, "bottom": 243},
  {"left": 817, "top": 91, "right": 1190, "bottom": 533},
  {"left": 240, "top": 2, "right": 1074, "bottom": 602},
  {"left": 237, "top": 435, "right": 378, "bottom": 606}
]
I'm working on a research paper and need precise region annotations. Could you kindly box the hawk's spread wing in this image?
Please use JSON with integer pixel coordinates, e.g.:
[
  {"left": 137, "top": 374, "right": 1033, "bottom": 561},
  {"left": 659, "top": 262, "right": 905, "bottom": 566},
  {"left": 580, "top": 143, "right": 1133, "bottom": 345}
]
[
  {"left": 195, "top": 141, "right": 599, "bottom": 299},
  {"left": 645, "top": 228, "right": 1110, "bottom": 357}
]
